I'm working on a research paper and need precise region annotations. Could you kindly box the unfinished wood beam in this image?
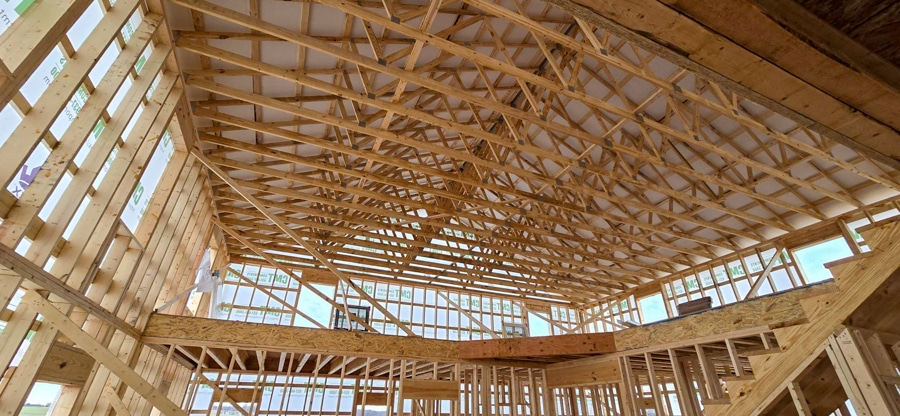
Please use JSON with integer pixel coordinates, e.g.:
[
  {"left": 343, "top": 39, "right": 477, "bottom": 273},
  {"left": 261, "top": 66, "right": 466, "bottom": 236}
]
[
  {"left": 614, "top": 283, "right": 824, "bottom": 353},
  {"left": 19, "top": 291, "right": 187, "bottom": 416},
  {"left": 401, "top": 379, "right": 460, "bottom": 401},
  {"left": 787, "top": 381, "right": 812, "bottom": 416},
  {"left": 826, "top": 328, "right": 899, "bottom": 415},
  {"left": 35, "top": 342, "right": 95, "bottom": 386},
  {"left": 174, "top": 0, "right": 821, "bottom": 227},
  {"left": 142, "top": 314, "right": 458, "bottom": 362},
  {"left": 194, "top": 373, "right": 252, "bottom": 416},
  {"left": 212, "top": 218, "right": 382, "bottom": 333},
  {"left": 459, "top": 333, "right": 615, "bottom": 360},
  {"left": 436, "top": 291, "right": 504, "bottom": 339},
  {"left": 225, "top": 266, "right": 328, "bottom": 330},
  {"left": 544, "top": 357, "right": 620, "bottom": 388},
  {"left": 0, "top": 0, "right": 92, "bottom": 107},
  {"left": 0, "top": 243, "right": 140, "bottom": 338},
  {"left": 669, "top": 349, "right": 700, "bottom": 415},
  {"left": 103, "top": 384, "right": 134, "bottom": 416},
  {"left": 550, "top": 0, "right": 900, "bottom": 169},
  {"left": 705, "top": 218, "right": 900, "bottom": 414},
  {"left": 743, "top": 244, "right": 786, "bottom": 300}
]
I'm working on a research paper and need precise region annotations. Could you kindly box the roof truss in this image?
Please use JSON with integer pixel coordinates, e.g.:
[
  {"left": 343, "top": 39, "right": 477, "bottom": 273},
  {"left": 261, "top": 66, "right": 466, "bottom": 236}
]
[{"left": 171, "top": 0, "right": 900, "bottom": 303}]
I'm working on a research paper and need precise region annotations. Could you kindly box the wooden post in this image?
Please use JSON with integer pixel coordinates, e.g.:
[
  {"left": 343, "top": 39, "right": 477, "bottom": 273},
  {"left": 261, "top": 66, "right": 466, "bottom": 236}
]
[
  {"left": 619, "top": 356, "right": 638, "bottom": 416},
  {"left": 18, "top": 291, "right": 187, "bottom": 416},
  {"left": 668, "top": 349, "right": 698, "bottom": 416},
  {"left": 787, "top": 382, "right": 812, "bottom": 416},
  {"left": 103, "top": 384, "right": 135, "bottom": 416},
  {"left": 695, "top": 344, "right": 724, "bottom": 400},
  {"left": 826, "top": 328, "right": 899, "bottom": 415},
  {"left": 644, "top": 352, "right": 665, "bottom": 415},
  {"left": 725, "top": 339, "right": 745, "bottom": 378}
]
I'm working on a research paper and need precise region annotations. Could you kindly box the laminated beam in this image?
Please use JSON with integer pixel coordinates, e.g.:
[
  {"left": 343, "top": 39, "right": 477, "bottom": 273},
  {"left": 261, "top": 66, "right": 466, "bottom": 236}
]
[
  {"left": 400, "top": 379, "right": 461, "bottom": 400},
  {"left": 544, "top": 357, "right": 621, "bottom": 388},
  {"left": 459, "top": 333, "right": 616, "bottom": 359},
  {"left": 142, "top": 314, "right": 458, "bottom": 362}
]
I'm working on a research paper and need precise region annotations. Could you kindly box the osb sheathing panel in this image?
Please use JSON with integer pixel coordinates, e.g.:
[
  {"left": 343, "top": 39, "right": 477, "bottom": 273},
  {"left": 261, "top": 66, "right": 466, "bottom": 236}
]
[{"left": 612, "top": 284, "right": 833, "bottom": 352}]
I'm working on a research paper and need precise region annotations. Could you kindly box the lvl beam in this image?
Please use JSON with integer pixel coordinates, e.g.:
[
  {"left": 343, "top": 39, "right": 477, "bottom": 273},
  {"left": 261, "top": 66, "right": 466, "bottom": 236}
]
[
  {"left": 614, "top": 282, "right": 827, "bottom": 353},
  {"left": 459, "top": 333, "right": 616, "bottom": 359},
  {"left": 143, "top": 314, "right": 458, "bottom": 361}
]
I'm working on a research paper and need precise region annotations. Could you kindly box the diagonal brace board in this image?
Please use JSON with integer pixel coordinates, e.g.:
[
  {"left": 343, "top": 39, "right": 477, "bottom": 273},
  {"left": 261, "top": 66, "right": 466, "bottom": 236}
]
[
  {"left": 195, "top": 150, "right": 418, "bottom": 336},
  {"left": 20, "top": 291, "right": 187, "bottom": 416},
  {"left": 0, "top": 242, "right": 140, "bottom": 338},
  {"left": 225, "top": 266, "right": 328, "bottom": 329},
  {"left": 214, "top": 218, "right": 379, "bottom": 333}
]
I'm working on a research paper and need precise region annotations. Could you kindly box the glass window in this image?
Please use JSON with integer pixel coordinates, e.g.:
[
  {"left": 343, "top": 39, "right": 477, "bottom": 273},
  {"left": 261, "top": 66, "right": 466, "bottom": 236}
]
[
  {"left": 502, "top": 322, "right": 528, "bottom": 338},
  {"left": 638, "top": 293, "right": 668, "bottom": 324},
  {"left": 333, "top": 305, "right": 370, "bottom": 331}
]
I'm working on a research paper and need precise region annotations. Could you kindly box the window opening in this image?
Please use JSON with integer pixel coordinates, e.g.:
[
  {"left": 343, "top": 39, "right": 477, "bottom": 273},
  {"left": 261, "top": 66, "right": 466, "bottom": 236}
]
[{"left": 333, "top": 305, "right": 371, "bottom": 331}]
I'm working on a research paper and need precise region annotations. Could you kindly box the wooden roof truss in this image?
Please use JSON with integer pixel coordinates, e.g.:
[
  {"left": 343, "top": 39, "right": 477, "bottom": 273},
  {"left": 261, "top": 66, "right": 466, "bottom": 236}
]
[{"left": 171, "top": 0, "right": 900, "bottom": 304}]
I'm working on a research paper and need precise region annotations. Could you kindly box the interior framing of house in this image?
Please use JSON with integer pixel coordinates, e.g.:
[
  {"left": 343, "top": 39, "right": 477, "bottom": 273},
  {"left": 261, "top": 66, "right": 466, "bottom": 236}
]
[{"left": 0, "top": 0, "right": 899, "bottom": 414}]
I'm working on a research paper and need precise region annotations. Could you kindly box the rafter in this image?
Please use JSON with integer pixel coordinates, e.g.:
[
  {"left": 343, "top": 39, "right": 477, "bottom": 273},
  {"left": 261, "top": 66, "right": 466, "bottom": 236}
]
[{"left": 174, "top": 0, "right": 899, "bottom": 304}]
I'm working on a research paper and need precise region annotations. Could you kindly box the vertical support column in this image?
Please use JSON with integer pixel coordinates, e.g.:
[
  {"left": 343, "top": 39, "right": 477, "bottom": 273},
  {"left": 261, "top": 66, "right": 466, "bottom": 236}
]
[
  {"left": 479, "top": 365, "right": 491, "bottom": 416},
  {"left": 695, "top": 344, "right": 725, "bottom": 402},
  {"left": 644, "top": 353, "right": 665, "bottom": 416},
  {"left": 826, "top": 328, "right": 900, "bottom": 416},
  {"left": 618, "top": 356, "right": 638, "bottom": 416},
  {"left": 539, "top": 369, "right": 556, "bottom": 416},
  {"left": 668, "top": 349, "right": 698, "bottom": 416},
  {"left": 725, "top": 339, "right": 745, "bottom": 378},
  {"left": 787, "top": 382, "right": 812, "bottom": 416}
]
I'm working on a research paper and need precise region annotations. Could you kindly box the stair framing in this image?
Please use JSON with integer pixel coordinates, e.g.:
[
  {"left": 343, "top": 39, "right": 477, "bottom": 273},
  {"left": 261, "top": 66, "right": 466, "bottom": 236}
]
[{"left": 704, "top": 218, "right": 900, "bottom": 415}]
